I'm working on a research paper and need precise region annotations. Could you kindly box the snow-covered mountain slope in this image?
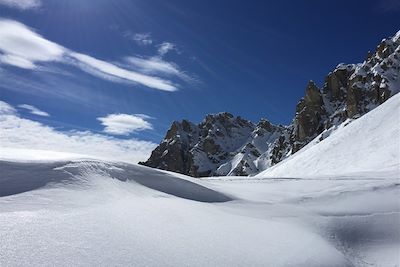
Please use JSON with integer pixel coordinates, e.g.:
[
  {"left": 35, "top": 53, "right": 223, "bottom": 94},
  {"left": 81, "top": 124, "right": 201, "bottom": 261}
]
[
  {"left": 274, "top": 29, "right": 400, "bottom": 162},
  {"left": 141, "top": 30, "right": 400, "bottom": 177},
  {"left": 1, "top": 151, "right": 399, "bottom": 266},
  {"left": 257, "top": 93, "right": 400, "bottom": 179}
]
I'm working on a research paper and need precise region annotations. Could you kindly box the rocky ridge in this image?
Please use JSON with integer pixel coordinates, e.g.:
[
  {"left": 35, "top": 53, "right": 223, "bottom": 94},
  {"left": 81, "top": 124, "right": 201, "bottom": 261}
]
[
  {"left": 141, "top": 112, "right": 283, "bottom": 176},
  {"left": 140, "top": 30, "right": 400, "bottom": 177}
]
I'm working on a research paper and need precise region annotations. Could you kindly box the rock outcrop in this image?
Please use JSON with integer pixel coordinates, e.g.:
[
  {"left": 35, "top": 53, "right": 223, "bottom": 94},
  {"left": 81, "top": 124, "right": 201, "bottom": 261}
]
[
  {"left": 140, "top": 30, "right": 400, "bottom": 177},
  {"left": 140, "top": 112, "right": 283, "bottom": 177}
]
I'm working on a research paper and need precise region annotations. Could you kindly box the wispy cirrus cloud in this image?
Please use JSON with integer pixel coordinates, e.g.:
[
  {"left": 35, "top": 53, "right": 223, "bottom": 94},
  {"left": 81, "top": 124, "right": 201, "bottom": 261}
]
[
  {"left": 125, "top": 56, "right": 193, "bottom": 82},
  {"left": 127, "top": 32, "right": 153, "bottom": 46},
  {"left": 0, "top": 19, "right": 64, "bottom": 69},
  {"left": 18, "top": 104, "right": 50, "bottom": 117},
  {"left": 0, "top": 0, "right": 41, "bottom": 10},
  {"left": 0, "top": 100, "right": 16, "bottom": 115},
  {"left": 157, "top": 42, "right": 176, "bottom": 56},
  {"left": 125, "top": 31, "right": 178, "bottom": 57},
  {"left": 68, "top": 52, "right": 176, "bottom": 91},
  {"left": 98, "top": 113, "right": 153, "bottom": 135},
  {"left": 0, "top": 54, "right": 36, "bottom": 69},
  {"left": 0, "top": 19, "right": 180, "bottom": 91},
  {"left": 0, "top": 100, "right": 156, "bottom": 163}
]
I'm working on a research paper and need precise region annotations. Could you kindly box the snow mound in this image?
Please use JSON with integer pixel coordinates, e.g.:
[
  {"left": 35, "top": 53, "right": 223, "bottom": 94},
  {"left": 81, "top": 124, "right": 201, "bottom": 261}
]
[
  {"left": 1, "top": 151, "right": 399, "bottom": 266},
  {"left": 257, "top": 93, "right": 400, "bottom": 179},
  {"left": 0, "top": 160, "right": 232, "bottom": 202},
  {"left": 0, "top": 159, "right": 357, "bottom": 267}
]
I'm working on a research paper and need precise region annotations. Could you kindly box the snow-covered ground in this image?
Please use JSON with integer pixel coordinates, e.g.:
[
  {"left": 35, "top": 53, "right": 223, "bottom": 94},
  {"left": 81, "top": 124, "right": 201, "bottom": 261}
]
[
  {"left": 0, "top": 154, "right": 399, "bottom": 266},
  {"left": 0, "top": 95, "right": 399, "bottom": 266}
]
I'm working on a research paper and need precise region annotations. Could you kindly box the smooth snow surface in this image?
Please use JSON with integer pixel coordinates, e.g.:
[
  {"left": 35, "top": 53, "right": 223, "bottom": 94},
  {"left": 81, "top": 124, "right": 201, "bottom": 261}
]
[
  {"left": 0, "top": 156, "right": 399, "bottom": 266},
  {"left": 257, "top": 93, "right": 400, "bottom": 179}
]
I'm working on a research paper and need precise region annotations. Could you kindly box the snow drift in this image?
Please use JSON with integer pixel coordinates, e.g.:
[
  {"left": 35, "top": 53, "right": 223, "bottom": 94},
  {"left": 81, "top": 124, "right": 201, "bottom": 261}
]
[
  {"left": 0, "top": 158, "right": 352, "bottom": 267},
  {"left": 1, "top": 148, "right": 399, "bottom": 266}
]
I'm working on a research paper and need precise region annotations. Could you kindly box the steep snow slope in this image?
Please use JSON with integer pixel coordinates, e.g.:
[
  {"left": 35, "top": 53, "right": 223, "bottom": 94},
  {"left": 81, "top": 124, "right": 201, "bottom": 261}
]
[
  {"left": 257, "top": 93, "right": 400, "bottom": 178},
  {"left": 1, "top": 149, "right": 399, "bottom": 266}
]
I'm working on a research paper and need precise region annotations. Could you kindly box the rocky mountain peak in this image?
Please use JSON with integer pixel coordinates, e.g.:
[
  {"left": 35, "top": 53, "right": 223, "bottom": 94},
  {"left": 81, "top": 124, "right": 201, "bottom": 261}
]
[
  {"left": 141, "top": 30, "right": 400, "bottom": 177},
  {"left": 202, "top": 112, "right": 253, "bottom": 130},
  {"left": 140, "top": 110, "right": 283, "bottom": 177},
  {"left": 257, "top": 118, "right": 275, "bottom": 132}
]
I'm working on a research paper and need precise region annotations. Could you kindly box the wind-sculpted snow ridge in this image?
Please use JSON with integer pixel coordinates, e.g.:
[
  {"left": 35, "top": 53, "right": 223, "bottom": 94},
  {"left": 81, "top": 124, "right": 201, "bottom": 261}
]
[
  {"left": 0, "top": 160, "right": 232, "bottom": 202},
  {"left": 1, "top": 151, "right": 399, "bottom": 266},
  {"left": 141, "top": 30, "right": 400, "bottom": 177}
]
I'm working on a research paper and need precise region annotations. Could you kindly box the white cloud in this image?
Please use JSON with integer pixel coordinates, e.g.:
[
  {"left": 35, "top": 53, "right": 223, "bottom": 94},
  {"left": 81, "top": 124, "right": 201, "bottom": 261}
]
[
  {"left": 98, "top": 113, "right": 153, "bottom": 135},
  {"left": 132, "top": 113, "right": 152, "bottom": 119},
  {"left": 0, "top": 101, "right": 156, "bottom": 163},
  {"left": 0, "top": 54, "right": 36, "bottom": 69},
  {"left": 130, "top": 33, "right": 153, "bottom": 46},
  {"left": 0, "top": 0, "right": 41, "bottom": 10},
  {"left": 0, "top": 18, "right": 178, "bottom": 91},
  {"left": 125, "top": 56, "right": 193, "bottom": 82},
  {"left": 69, "top": 52, "right": 176, "bottom": 91},
  {"left": 18, "top": 104, "right": 50, "bottom": 117},
  {"left": 0, "top": 19, "right": 65, "bottom": 68},
  {"left": 0, "top": 100, "right": 16, "bottom": 115},
  {"left": 158, "top": 42, "right": 175, "bottom": 56}
]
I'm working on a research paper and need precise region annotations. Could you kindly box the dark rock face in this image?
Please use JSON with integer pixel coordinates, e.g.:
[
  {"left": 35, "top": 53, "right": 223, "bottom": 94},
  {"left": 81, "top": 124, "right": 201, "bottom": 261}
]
[
  {"left": 140, "top": 112, "right": 283, "bottom": 177},
  {"left": 324, "top": 66, "right": 353, "bottom": 102},
  {"left": 141, "top": 30, "right": 400, "bottom": 177},
  {"left": 292, "top": 81, "right": 326, "bottom": 153},
  {"left": 141, "top": 120, "right": 197, "bottom": 175}
]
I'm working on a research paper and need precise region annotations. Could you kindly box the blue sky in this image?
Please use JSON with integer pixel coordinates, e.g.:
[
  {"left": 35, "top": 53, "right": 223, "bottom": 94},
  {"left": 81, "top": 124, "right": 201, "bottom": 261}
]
[{"left": 0, "top": 0, "right": 399, "bottom": 161}]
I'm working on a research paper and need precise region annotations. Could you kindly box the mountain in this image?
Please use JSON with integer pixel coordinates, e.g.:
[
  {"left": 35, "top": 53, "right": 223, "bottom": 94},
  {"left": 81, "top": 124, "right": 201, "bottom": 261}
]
[
  {"left": 139, "top": 113, "right": 283, "bottom": 176},
  {"left": 257, "top": 93, "right": 400, "bottom": 179},
  {"left": 140, "top": 30, "right": 400, "bottom": 177}
]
